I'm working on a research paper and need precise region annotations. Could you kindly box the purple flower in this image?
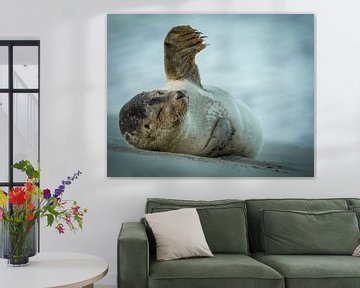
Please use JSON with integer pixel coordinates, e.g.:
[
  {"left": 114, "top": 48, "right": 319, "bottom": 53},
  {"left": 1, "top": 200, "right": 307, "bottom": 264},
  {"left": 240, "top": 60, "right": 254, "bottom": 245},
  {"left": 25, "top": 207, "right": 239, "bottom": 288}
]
[
  {"left": 54, "top": 189, "right": 63, "bottom": 198},
  {"left": 54, "top": 171, "right": 82, "bottom": 199},
  {"left": 43, "top": 189, "right": 51, "bottom": 200}
]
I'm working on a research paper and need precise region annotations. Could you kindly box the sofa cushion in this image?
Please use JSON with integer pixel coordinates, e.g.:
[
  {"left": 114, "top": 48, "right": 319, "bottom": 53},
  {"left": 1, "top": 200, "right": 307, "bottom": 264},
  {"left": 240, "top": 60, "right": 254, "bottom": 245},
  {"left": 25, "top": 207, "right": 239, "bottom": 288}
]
[
  {"left": 145, "top": 208, "right": 213, "bottom": 261},
  {"left": 146, "top": 198, "right": 249, "bottom": 254},
  {"left": 261, "top": 209, "right": 359, "bottom": 255},
  {"left": 246, "top": 198, "right": 349, "bottom": 252},
  {"left": 252, "top": 252, "right": 360, "bottom": 288},
  {"left": 149, "top": 254, "right": 284, "bottom": 288},
  {"left": 349, "top": 205, "right": 360, "bottom": 228},
  {"left": 347, "top": 198, "right": 360, "bottom": 207}
]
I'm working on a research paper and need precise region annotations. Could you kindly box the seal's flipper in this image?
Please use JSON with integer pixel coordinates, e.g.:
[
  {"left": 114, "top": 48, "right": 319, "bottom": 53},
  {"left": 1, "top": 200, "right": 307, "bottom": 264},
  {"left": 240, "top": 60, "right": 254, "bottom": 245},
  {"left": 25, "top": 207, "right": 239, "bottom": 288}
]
[
  {"left": 164, "top": 25, "right": 207, "bottom": 87},
  {"left": 201, "top": 117, "right": 235, "bottom": 157}
]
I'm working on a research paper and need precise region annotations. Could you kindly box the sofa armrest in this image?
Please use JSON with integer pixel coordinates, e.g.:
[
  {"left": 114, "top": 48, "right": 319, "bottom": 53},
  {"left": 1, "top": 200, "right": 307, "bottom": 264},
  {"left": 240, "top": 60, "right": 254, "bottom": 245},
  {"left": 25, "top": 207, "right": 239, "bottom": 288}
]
[{"left": 118, "top": 222, "right": 149, "bottom": 288}]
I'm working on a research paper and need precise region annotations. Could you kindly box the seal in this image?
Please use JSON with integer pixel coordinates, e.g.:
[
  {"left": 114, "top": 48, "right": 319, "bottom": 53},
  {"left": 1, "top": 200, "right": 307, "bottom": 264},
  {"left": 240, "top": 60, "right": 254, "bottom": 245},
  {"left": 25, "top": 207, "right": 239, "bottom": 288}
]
[{"left": 119, "top": 25, "right": 263, "bottom": 157}]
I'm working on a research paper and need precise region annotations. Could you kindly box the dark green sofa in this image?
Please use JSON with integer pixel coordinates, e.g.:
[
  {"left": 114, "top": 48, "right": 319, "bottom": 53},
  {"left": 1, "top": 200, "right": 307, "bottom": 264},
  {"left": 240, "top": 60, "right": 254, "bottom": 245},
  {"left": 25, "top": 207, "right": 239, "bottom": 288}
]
[{"left": 118, "top": 198, "right": 360, "bottom": 288}]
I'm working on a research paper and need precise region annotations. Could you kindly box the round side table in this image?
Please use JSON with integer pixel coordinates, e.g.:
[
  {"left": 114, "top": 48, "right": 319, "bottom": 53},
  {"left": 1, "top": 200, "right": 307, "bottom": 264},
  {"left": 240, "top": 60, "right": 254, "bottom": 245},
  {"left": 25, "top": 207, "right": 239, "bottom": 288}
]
[{"left": 0, "top": 252, "right": 108, "bottom": 288}]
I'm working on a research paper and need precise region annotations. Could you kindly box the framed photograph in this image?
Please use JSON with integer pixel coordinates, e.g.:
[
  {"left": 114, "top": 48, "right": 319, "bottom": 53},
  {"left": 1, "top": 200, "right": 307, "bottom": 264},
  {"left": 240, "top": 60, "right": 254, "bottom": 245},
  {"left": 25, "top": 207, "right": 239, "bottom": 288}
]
[{"left": 107, "top": 14, "right": 314, "bottom": 177}]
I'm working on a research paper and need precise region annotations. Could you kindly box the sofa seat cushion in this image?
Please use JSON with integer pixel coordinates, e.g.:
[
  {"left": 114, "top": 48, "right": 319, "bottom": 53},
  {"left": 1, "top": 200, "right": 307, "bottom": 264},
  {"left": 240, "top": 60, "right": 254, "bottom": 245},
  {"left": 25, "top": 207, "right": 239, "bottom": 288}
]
[
  {"left": 149, "top": 254, "right": 284, "bottom": 288},
  {"left": 252, "top": 252, "right": 360, "bottom": 288}
]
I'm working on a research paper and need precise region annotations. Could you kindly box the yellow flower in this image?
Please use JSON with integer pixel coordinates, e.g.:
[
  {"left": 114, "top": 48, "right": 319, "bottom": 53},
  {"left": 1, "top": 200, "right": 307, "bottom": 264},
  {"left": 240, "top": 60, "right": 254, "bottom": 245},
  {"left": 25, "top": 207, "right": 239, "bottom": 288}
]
[{"left": 0, "top": 190, "right": 7, "bottom": 206}]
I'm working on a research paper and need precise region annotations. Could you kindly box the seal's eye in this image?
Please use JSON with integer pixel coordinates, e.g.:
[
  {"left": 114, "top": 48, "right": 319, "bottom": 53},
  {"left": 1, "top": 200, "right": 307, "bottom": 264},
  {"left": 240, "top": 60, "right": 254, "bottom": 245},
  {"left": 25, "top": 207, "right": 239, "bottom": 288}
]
[
  {"left": 144, "top": 124, "right": 150, "bottom": 129},
  {"left": 149, "top": 97, "right": 165, "bottom": 106}
]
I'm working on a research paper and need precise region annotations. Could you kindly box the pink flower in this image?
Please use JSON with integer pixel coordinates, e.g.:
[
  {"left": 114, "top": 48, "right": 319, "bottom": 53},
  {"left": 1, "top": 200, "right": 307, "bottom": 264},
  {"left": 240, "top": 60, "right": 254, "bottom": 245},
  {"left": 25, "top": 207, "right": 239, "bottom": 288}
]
[
  {"left": 0, "top": 208, "right": 3, "bottom": 220},
  {"left": 56, "top": 223, "right": 65, "bottom": 234},
  {"left": 65, "top": 214, "right": 71, "bottom": 225},
  {"left": 72, "top": 205, "right": 80, "bottom": 215}
]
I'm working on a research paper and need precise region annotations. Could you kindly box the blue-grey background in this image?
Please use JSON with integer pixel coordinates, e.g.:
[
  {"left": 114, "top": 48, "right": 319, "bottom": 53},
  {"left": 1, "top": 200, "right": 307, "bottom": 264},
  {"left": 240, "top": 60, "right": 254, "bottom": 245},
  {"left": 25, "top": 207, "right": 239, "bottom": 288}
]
[{"left": 107, "top": 14, "right": 314, "bottom": 177}]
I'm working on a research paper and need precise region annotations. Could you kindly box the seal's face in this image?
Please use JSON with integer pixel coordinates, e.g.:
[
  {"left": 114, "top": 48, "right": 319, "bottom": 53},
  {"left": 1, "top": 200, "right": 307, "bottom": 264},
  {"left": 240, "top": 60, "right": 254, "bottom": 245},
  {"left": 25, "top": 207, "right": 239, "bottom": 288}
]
[{"left": 119, "top": 90, "right": 188, "bottom": 150}]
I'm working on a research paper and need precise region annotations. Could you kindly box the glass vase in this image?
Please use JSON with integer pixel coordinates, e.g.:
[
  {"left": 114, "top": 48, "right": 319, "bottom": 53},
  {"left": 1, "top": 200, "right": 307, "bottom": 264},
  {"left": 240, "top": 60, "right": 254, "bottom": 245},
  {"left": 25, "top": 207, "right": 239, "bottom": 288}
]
[{"left": 0, "top": 220, "right": 37, "bottom": 266}]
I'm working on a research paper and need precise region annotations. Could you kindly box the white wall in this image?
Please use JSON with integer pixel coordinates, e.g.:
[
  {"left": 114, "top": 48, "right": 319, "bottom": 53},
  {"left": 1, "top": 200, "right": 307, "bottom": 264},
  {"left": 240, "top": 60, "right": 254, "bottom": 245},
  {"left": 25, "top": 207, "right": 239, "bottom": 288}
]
[{"left": 1, "top": 0, "right": 360, "bottom": 285}]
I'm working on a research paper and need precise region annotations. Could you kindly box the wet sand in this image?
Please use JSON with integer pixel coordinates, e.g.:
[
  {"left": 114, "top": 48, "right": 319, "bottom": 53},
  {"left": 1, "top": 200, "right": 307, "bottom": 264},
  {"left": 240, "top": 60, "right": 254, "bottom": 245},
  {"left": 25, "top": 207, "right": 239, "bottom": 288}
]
[{"left": 107, "top": 145, "right": 313, "bottom": 177}]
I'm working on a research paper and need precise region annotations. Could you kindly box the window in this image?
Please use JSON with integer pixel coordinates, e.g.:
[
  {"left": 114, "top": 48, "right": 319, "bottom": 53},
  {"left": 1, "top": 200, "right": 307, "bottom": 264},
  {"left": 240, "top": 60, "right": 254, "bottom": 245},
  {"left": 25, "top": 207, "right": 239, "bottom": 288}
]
[{"left": 0, "top": 41, "right": 40, "bottom": 190}]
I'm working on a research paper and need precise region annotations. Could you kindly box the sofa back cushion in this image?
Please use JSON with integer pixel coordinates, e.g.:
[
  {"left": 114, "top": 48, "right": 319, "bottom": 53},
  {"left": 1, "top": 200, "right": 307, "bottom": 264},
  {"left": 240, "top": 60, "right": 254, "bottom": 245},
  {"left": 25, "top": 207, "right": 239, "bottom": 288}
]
[
  {"left": 349, "top": 206, "right": 360, "bottom": 228},
  {"left": 145, "top": 198, "right": 249, "bottom": 254},
  {"left": 246, "top": 198, "right": 349, "bottom": 252},
  {"left": 348, "top": 198, "right": 360, "bottom": 207},
  {"left": 261, "top": 209, "right": 359, "bottom": 255},
  {"left": 347, "top": 199, "right": 360, "bottom": 228}
]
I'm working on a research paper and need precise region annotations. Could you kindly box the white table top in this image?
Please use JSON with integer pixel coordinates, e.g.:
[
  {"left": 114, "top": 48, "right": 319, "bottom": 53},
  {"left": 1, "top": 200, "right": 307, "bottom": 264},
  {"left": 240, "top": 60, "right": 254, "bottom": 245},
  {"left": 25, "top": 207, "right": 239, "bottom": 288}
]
[{"left": 0, "top": 252, "right": 108, "bottom": 288}]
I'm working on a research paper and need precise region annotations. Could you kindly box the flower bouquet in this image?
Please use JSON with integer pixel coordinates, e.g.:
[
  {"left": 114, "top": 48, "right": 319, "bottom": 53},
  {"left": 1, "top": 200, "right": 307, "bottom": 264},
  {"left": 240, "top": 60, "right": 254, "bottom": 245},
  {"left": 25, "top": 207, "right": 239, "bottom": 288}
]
[{"left": 0, "top": 160, "right": 87, "bottom": 266}]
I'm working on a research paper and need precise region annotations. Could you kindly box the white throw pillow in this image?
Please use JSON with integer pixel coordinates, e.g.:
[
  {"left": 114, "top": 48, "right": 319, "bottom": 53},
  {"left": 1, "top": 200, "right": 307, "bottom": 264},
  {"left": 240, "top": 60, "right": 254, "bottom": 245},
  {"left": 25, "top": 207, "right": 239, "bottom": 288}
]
[
  {"left": 145, "top": 208, "right": 213, "bottom": 261},
  {"left": 353, "top": 244, "right": 360, "bottom": 256}
]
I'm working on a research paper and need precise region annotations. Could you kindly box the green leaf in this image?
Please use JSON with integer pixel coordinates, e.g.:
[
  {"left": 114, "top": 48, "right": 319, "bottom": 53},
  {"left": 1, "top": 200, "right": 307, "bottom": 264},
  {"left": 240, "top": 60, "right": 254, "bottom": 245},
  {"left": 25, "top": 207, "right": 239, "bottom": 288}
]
[
  {"left": 47, "top": 214, "right": 54, "bottom": 227},
  {"left": 12, "top": 160, "right": 30, "bottom": 170},
  {"left": 12, "top": 160, "right": 40, "bottom": 180},
  {"left": 47, "top": 207, "right": 60, "bottom": 217},
  {"left": 75, "top": 216, "right": 83, "bottom": 230}
]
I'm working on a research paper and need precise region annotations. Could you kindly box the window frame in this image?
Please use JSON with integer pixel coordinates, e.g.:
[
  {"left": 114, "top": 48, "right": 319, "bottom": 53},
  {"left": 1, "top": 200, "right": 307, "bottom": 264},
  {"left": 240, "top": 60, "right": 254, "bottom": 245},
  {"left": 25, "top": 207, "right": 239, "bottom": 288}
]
[{"left": 0, "top": 40, "right": 40, "bottom": 190}]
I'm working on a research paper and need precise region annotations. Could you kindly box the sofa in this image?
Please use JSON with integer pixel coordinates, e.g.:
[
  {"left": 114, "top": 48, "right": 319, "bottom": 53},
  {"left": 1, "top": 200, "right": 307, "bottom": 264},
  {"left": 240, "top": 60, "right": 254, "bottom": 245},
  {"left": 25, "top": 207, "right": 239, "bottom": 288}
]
[{"left": 118, "top": 198, "right": 360, "bottom": 288}]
